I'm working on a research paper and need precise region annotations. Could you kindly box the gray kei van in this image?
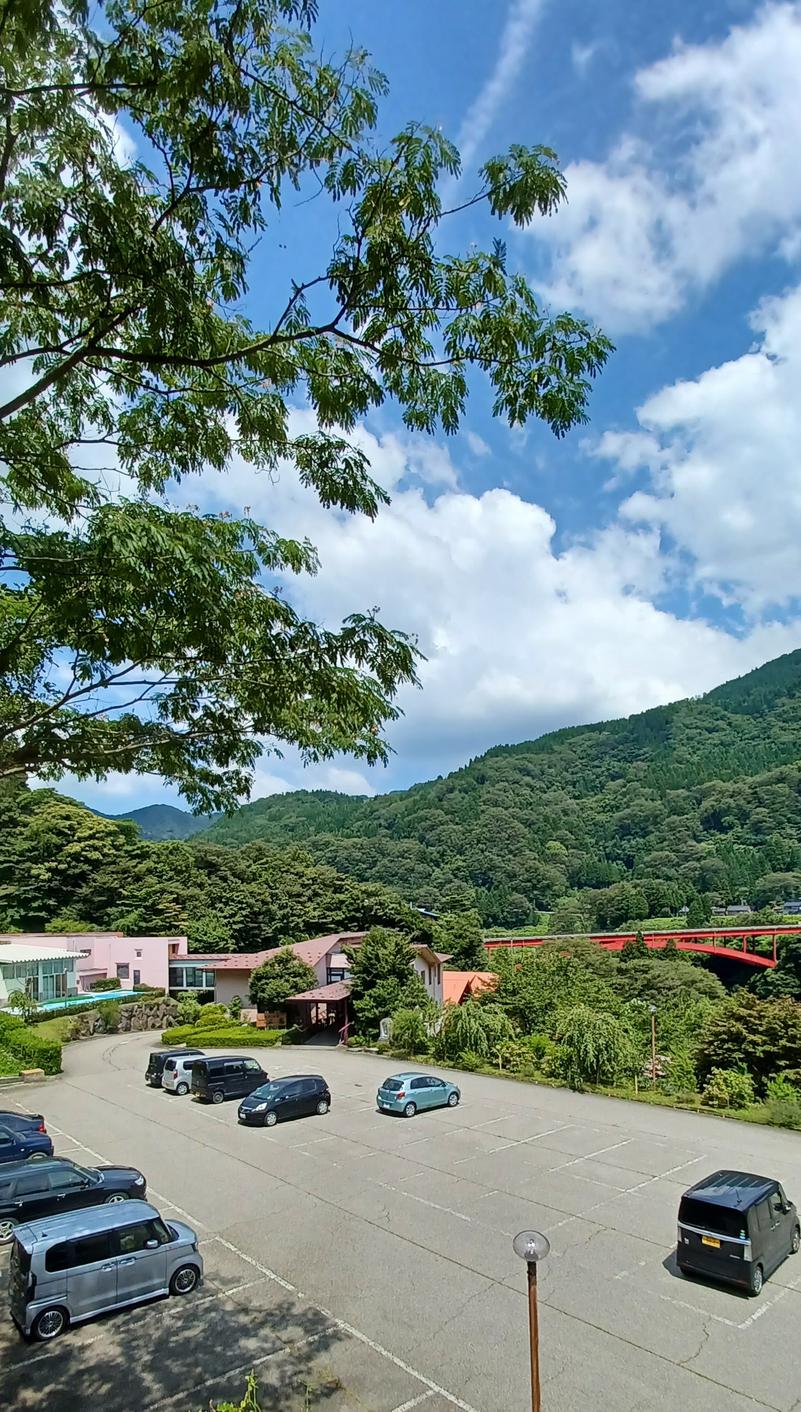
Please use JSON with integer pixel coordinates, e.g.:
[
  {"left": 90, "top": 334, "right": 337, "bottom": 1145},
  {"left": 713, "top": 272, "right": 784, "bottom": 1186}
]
[{"left": 8, "top": 1199, "right": 203, "bottom": 1340}]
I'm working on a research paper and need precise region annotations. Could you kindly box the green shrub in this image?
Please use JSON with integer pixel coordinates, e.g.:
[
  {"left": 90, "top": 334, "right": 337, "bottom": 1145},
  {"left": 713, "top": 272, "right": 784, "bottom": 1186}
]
[
  {"left": 0, "top": 1045, "right": 20, "bottom": 1076},
  {"left": 660, "top": 1049, "right": 699, "bottom": 1098},
  {"left": 161, "top": 1024, "right": 200, "bottom": 1043},
  {"left": 766, "top": 1073, "right": 801, "bottom": 1103},
  {"left": 194, "top": 1003, "right": 229, "bottom": 1028},
  {"left": 5, "top": 1026, "right": 62, "bottom": 1075},
  {"left": 0, "top": 1012, "right": 24, "bottom": 1037},
  {"left": 175, "top": 992, "right": 202, "bottom": 1026},
  {"left": 280, "top": 1026, "right": 304, "bottom": 1045},
  {"left": 190, "top": 1027, "right": 285, "bottom": 1048},
  {"left": 97, "top": 1001, "right": 121, "bottom": 1033},
  {"left": 702, "top": 1068, "right": 755, "bottom": 1109},
  {"left": 228, "top": 995, "right": 243, "bottom": 1022},
  {"left": 390, "top": 1007, "right": 432, "bottom": 1057},
  {"left": 759, "top": 1098, "right": 801, "bottom": 1130},
  {"left": 90, "top": 976, "right": 121, "bottom": 991},
  {"left": 497, "top": 1034, "right": 552, "bottom": 1074},
  {"left": 456, "top": 1050, "right": 483, "bottom": 1071}
]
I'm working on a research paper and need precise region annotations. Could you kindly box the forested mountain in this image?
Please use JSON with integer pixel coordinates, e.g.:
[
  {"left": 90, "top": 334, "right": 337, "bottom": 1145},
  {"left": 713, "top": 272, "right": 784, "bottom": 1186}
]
[
  {"left": 93, "top": 804, "right": 214, "bottom": 842},
  {"left": 202, "top": 650, "right": 801, "bottom": 923}
]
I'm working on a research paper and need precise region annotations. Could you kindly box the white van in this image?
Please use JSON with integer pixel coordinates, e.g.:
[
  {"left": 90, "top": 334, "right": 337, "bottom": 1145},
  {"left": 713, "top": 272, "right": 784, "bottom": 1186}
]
[{"left": 162, "top": 1053, "right": 205, "bottom": 1095}]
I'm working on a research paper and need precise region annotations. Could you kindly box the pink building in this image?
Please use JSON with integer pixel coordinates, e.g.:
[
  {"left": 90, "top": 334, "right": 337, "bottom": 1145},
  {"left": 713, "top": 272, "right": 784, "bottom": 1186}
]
[{"left": 2, "top": 933, "right": 189, "bottom": 993}]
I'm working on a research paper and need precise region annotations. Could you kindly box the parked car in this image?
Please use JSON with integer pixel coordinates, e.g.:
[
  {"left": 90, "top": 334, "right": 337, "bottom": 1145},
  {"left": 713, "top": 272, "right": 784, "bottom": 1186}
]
[
  {"left": 238, "top": 1075, "right": 331, "bottom": 1127},
  {"left": 191, "top": 1055, "right": 268, "bottom": 1104},
  {"left": 0, "top": 1158, "right": 147, "bottom": 1246},
  {"left": 162, "top": 1054, "right": 205, "bottom": 1096},
  {"left": 377, "top": 1073, "right": 461, "bottom": 1117},
  {"left": 677, "top": 1169, "right": 800, "bottom": 1295},
  {"left": 145, "top": 1048, "right": 204, "bottom": 1089},
  {"left": 8, "top": 1199, "right": 203, "bottom": 1341},
  {"left": 0, "top": 1111, "right": 47, "bottom": 1136},
  {"left": 0, "top": 1124, "right": 53, "bottom": 1165}
]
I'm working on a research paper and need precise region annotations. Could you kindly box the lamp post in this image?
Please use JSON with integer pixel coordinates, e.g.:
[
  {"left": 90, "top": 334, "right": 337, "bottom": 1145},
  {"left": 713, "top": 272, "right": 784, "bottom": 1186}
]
[
  {"left": 649, "top": 1003, "right": 657, "bottom": 1086},
  {"left": 513, "top": 1229, "right": 550, "bottom": 1412}
]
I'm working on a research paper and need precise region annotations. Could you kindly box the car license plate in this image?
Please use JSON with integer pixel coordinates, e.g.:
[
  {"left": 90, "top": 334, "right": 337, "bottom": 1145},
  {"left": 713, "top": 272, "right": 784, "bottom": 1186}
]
[{"left": 701, "top": 1236, "right": 720, "bottom": 1248}]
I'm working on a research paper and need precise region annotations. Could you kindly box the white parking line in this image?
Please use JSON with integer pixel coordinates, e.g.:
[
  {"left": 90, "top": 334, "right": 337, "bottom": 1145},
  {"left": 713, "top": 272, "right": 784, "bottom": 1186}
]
[
  {"left": 549, "top": 1139, "right": 632, "bottom": 1171},
  {"left": 390, "top": 1392, "right": 435, "bottom": 1412}
]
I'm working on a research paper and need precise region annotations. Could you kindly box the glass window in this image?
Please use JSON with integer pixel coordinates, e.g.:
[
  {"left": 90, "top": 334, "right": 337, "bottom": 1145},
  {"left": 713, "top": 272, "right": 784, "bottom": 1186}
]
[
  {"left": 117, "top": 1220, "right": 165, "bottom": 1255},
  {"left": 135, "top": 949, "right": 142, "bottom": 958},
  {"left": 224, "top": 1062, "right": 243, "bottom": 1075},
  {"left": 770, "top": 1191, "right": 784, "bottom": 1219},
  {"left": 133, "top": 970, "right": 141, "bottom": 985},
  {"left": 48, "top": 1168, "right": 88, "bottom": 1192},
  {"left": 410, "top": 1078, "right": 426, "bottom": 1090},
  {"left": 170, "top": 967, "right": 185, "bottom": 988},
  {"left": 45, "top": 1242, "right": 71, "bottom": 1273},
  {"left": 243, "top": 1059, "right": 261, "bottom": 1072},
  {"left": 15, "top": 1173, "right": 49, "bottom": 1196},
  {"left": 71, "top": 1233, "right": 112, "bottom": 1268},
  {"left": 116, "top": 963, "right": 130, "bottom": 980}
]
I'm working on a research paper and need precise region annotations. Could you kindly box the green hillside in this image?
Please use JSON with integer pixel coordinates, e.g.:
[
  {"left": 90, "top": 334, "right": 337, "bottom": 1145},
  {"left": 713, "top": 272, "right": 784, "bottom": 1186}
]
[
  {"left": 94, "top": 804, "right": 215, "bottom": 842},
  {"left": 202, "top": 649, "right": 801, "bottom": 923}
]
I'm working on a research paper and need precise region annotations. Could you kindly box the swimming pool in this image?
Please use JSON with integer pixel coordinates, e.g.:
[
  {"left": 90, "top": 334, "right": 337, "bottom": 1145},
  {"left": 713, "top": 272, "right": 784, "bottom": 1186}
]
[{"left": 36, "top": 989, "right": 143, "bottom": 1012}]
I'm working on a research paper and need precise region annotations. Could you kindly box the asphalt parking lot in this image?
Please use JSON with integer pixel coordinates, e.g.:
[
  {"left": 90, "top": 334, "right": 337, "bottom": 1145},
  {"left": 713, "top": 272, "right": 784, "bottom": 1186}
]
[{"left": 2, "top": 1034, "right": 801, "bottom": 1412}]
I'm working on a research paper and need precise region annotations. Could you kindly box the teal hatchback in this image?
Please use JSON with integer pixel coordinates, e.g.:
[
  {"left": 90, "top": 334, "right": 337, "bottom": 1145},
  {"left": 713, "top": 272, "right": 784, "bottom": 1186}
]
[{"left": 377, "top": 1072, "right": 461, "bottom": 1117}]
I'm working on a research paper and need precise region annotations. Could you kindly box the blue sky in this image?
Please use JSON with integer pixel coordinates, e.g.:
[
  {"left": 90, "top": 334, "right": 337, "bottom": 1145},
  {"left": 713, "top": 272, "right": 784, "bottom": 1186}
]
[{"left": 62, "top": 0, "right": 801, "bottom": 813}]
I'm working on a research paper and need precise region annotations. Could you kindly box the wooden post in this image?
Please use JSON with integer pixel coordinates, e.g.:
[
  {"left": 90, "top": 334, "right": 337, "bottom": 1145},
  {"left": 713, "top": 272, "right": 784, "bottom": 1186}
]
[{"left": 527, "top": 1263, "right": 542, "bottom": 1412}]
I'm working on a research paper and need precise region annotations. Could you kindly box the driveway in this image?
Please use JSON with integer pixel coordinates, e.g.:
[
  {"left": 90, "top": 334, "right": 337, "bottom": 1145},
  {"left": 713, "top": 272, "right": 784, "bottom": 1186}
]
[{"left": 2, "top": 1033, "right": 801, "bottom": 1411}]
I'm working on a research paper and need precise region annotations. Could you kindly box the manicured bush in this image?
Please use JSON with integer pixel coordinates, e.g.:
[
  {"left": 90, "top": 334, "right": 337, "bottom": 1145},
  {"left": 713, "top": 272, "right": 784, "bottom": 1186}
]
[
  {"left": 0, "top": 1012, "right": 24, "bottom": 1037},
  {"left": 280, "top": 1026, "right": 304, "bottom": 1045},
  {"left": 190, "top": 1028, "right": 285, "bottom": 1048},
  {"left": 456, "top": 1050, "right": 483, "bottom": 1071},
  {"left": 228, "top": 995, "right": 243, "bottom": 1022},
  {"left": 193, "top": 1003, "right": 229, "bottom": 1028},
  {"left": 161, "top": 1024, "right": 285, "bottom": 1047},
  {"left": 90, "top": 976, "right": 121, "bottom": 991},
  {"left": 5, "top": 1026, "right": 62, "bottom": 1075},
  {"left": 702, "top": 1068, "right": 756, "bottom": 1109}
]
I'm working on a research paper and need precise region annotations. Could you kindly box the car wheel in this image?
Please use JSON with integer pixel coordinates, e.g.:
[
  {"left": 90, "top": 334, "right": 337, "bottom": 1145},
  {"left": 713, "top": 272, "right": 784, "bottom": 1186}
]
[
  {"left": 211, "top": 1090, "right": 225, "bottom": 1105},
  {"left": 170, "top": 1265, "right": 199, "bottom": 1296},
  {"left": 176, "top": 1082, "right": 189, "bottom": 1096},
  {"left": 32, "top": 1307, "right": 67, "bottom": 1342},
  {"left": 749, "top": 1264, "right": 764, "bottom": 1296},
  {"left": 792, "top": 1226, "right": 801, "bottom": 1256},
  {"left": 447, "top": 1091, "right": 459, "bottom": 1107},
  {"left": 104, "top": 1192, "right": 126, "bottom": 1204},
  {"left": 316, "top": 1099, "right": 330, "bottom": 1115},
  {"left": 264, "top": 1110, "right": 278, "bottom": 1127},
  {"left": 0, "top": 1217, "right": 17, "bottom": 1245},
  {"left": 403, "top": 1101, "right": 417, "bottom": 1118}
]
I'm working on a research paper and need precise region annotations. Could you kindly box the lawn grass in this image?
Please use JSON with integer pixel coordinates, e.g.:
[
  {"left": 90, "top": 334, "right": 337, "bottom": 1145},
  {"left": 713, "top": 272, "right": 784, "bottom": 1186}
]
[{"left": 33, "top": 1015, "right": 74, "bottom": 1043}]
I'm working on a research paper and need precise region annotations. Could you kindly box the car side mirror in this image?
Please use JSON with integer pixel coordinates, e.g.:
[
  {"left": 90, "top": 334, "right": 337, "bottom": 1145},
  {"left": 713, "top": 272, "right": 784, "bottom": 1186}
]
[{"left": 145, "top": 1239, "right": 159, "bottom": 1249}]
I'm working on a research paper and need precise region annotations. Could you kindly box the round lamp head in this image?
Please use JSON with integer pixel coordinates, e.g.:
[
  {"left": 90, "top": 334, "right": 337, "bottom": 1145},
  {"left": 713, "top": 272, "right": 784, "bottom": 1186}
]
[
  {"left": 513, "top": 1229, "right": 550, "bottom": 1264},
  {"left": 649, "top": 1004, "right": 657, "bottom": 1015}
]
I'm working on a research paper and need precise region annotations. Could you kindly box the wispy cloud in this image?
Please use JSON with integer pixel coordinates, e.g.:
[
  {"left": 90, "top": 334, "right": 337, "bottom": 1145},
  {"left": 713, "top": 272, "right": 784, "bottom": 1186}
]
[{"left": 451, "top": 0, "right": 546, "bottom": 180}]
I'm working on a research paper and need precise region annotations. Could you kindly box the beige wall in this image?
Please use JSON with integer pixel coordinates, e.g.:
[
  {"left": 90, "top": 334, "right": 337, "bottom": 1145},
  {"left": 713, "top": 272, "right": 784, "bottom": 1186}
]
[{"left": 213, "top": 972, "right": 252, "bottom": 1007}]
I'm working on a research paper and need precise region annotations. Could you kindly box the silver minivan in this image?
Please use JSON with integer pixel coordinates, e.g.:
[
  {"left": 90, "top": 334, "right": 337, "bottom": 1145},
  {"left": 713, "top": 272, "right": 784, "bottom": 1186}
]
[
  {"left": 8, "top": 1199, "right": 203, "bottom": 1340},
  {"left": 162, "top": 1053, "right": 204, "bottom": 1095}
]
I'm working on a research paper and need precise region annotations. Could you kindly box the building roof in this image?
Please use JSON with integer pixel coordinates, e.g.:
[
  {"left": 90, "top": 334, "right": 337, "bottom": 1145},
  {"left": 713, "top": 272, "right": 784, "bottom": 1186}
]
[
  {"left": 286, "top": 981, "right": 352, "bottom": 1003},
  {"left": 196, "top": 933, "right": 367, "bottom": 973},
  {"left": 0, "top": 944, "right": 84, "bottom": 963},
  {"left": 442, "top": 971, "right": 498, "bottom": 1005}
]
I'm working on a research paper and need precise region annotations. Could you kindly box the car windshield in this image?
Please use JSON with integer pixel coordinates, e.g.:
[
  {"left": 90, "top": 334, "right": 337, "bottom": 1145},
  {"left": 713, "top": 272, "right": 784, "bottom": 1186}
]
[
  {"left": 250, "top": 1083, "right": 284, "bottom": 1100},
  {"left": 68, "top": 1164, "right": 98, "bottom": 1186},
  {"left": 381, "top": 1078, "right": 404, "bottom": 1091}
]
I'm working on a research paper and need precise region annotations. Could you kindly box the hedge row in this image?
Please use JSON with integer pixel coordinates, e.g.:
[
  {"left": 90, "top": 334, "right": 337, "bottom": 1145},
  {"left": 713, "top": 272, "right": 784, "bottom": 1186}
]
[
  {"left": 161, "top": 1025, "right": 290, "bottom": 1047},
  {"left": 0, "top": 1015, "right": 62, "bottom": 1074},
  {"left": 27, "top": 990, "right": 168, "bottom": 1025}
]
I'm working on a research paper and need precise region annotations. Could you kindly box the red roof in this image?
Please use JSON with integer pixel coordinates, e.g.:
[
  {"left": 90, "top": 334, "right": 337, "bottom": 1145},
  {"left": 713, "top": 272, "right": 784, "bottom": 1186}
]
[
  {"left": 197, "top": 933, "right": 367, "bottom": 973},
  {"left": 442, "top": 971, "right": 498, "bottom": 1005},
  {"left": 286, "top": 981, "right": 352, "bottom": 1002}
]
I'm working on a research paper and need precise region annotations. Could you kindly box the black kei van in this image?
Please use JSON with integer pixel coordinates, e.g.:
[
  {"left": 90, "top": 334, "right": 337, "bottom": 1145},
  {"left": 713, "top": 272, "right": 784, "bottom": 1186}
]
[
  {"left": 678, "top": 1170, "right": 800, "bottom": 1295},
  {"left": 190, "top": 1055, "right": 268, "bottom": 1104}
]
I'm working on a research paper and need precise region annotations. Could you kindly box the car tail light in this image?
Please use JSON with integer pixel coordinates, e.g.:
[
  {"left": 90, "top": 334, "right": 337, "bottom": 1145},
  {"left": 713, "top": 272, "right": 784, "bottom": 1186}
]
[
  {"left": 396, "top": 1091, "right": 405, "bottom": 1100},
  {"left": 38, "top": 1124, "right": 46, "bottom": 1134}
]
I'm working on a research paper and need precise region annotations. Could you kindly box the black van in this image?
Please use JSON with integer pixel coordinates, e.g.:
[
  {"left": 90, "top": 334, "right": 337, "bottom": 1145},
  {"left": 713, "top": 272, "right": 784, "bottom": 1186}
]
[
  {"left": 146, "top": 1048, "right": 204, "bottom": 1089},
  {"left": 191, "top": 1055, "right": 268, "bottom": 1104},
  {"left": 678, "top": 1170, "right": 800, "bottom": 1294}
]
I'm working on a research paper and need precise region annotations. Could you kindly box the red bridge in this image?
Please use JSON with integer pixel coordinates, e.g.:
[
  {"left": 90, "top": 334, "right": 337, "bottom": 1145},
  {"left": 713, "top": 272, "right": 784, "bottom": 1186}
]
[{"left": 483, "top": 925, "right": 801, "bottom": 969}]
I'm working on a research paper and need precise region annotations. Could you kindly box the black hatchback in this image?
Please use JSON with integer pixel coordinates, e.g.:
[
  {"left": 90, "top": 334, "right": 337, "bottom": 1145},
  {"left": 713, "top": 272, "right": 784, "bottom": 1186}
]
[
  {"left": 238, "top": 1075, "right": 331, "bottom": 1127},
  {"left": 678, "top": 1170, "right": 800, "bottom": 1295},
  {"left": 0, "top": 1158, "right": 147, "bottom": 1247}
]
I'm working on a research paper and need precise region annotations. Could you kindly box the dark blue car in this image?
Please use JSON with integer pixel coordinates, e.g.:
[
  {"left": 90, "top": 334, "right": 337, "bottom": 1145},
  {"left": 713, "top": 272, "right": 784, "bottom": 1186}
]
[
  {"left": 0, "top": 1124, "right": 53, "bottom": 1164},
  {"left": 0, "top": 1111, "right": 47, "bottom": 1136}
]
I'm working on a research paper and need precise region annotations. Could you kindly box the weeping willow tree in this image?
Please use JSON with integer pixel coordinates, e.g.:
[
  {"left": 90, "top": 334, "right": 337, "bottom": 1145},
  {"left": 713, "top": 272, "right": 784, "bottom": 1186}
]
[{"left": 556, "top": 1004, "right": 637, "bottom": 1090}]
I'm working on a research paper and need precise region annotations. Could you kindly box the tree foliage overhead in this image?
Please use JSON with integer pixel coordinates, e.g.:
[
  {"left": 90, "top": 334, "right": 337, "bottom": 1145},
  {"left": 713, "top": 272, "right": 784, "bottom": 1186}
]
[
  {"left": 204, "top": 649, "right": 801, "bottom": 921},
  {"left": 345, "top": 926, "right": 428, "bottom": 1034},
  {"left": 0, "top": 0, "right": 610, "bottom": 809},
  {"left": 248, "top": 948, "right": 317, "bottom": 1012}
]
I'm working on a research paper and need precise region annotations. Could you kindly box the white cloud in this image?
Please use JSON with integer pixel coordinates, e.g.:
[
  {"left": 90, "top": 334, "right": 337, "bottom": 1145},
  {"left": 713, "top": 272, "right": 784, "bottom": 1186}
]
[
  {"left": 173, "top": 418, "right": 801, "bottom": 789},
  {"left": 571, "top": 40, "right": 601, "bottom": 75},
  {"left": 466, "top": 430, "right": 491, "bottom": 458},
  {"left": 447, "top": 0, "right": 546, "bottom": 186},
  {"left": 597, "top": 278, "right": 801, "bottom": 611},
  {"left": 534, "top": 2, "right": 801, "bottom": 331}
]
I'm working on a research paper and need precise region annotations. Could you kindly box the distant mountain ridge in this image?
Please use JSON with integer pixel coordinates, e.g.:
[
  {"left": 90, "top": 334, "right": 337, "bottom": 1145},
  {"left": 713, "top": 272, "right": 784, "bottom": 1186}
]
[
  {"left": 198, "top": 649, "right": 801, "bottom": 920},
  {"left": 92, "top": 803, "right": 215, "bottom": 841}
]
